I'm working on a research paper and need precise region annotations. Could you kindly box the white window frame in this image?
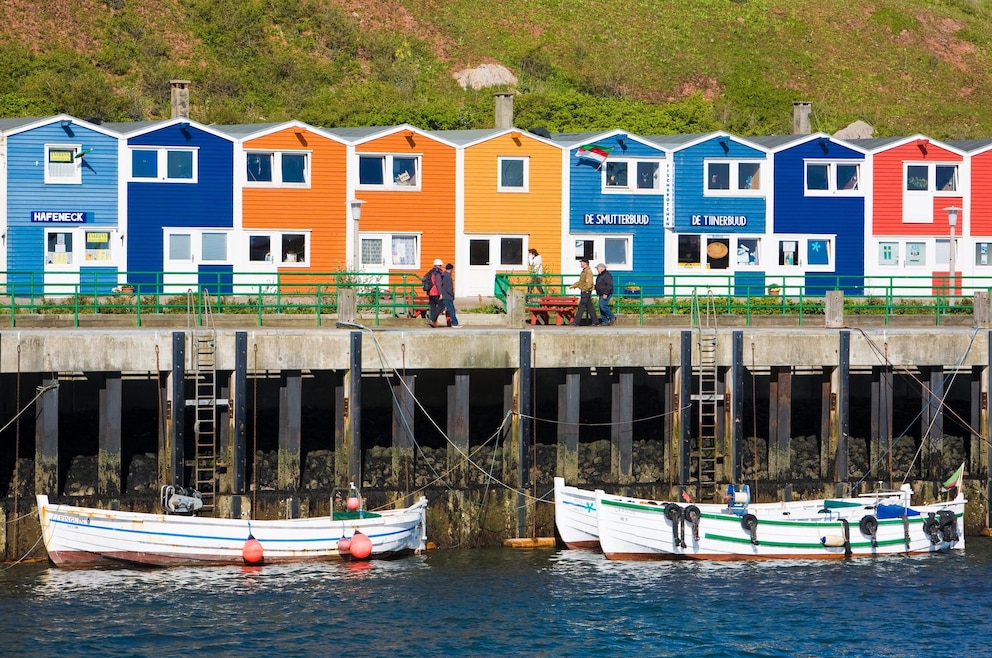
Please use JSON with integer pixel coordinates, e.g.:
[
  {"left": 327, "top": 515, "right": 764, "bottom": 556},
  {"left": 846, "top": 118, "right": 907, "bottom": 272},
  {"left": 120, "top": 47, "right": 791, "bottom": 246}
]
[
  {"left": 601, "top": 158, "right": 664, "bottom": 194},
  {"left": 359, "top": 232, "right": 422, "bottom": 270},
  {"left": 976, "top": 242, "right": 992, "bottom": 267},
  {"left": 774, "top": 235, "right": 835, "bottom": 271},
  {"left": 676, "top": 235, "right": 763, "bottom": 270},
  {"left": 878, "top": 241, "right": 900, "bottom": 266},
  {"left": 245, "top": 150, "right": 312, "bottom": 187},
  {"left": 803, "top": 160, "right": 862, "bottom": 196},
  {"left": 242, "top": 231, "right": 311, "bottom": 267},
  {"left": 497, "top": 156, "right": 529, "bottom": 192},
  {"left": 44, "top": 227, "right": 120, "bottom": 268},
  {"left": 571, "top": 234, "right": 633, "bottom": 271},
  {"left": 45, "top": 144, "right": 82, "bottom": 184},
  {"left": 163, "top": 228, "right": 235, "bottom": 265},
  {"left": 704, "top": 159, "right": 764, "bottom": 196},
  {"left": 904, "top": 162, "right": 959, "bottom": 194},
  {"left": 357, "top": 154, "right": 422, "bottom": 191},
  {"left": 129, "top": 147, "right": 199, "bottom": 183}
]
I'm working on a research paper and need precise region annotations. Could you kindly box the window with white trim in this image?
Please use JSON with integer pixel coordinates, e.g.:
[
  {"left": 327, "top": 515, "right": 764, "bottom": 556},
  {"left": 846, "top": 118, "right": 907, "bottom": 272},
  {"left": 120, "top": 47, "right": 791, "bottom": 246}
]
[
  {"left": 360, "top": 233, "right": 420, "bottom": 269},
  {"left": 45, "top": 144, "right": 82, "bottom": 184},
  {"left": 776, "top": 237, "right": 833, "bottom": 269},
  {"left": 977, "top": 243, "right": 992, "bottom": 267},
  {"left": 131, "top": 147, "right": 198, "bottom": 182},
  {"left": 573, "top": 236, "right": 632, "bottom": 270},
  {"left": 244, "top": 231, "right": 311, "bottom": 265},
  {"left": 705, "top": 160, "right": 763, "bottom": 195},
  {"left": 358, "top": 154, "right": 420, "bottom": 190},
  {"left": 246, "top": 151, "right": 310, "bottom": 186},
  {"left": 905, "top": 163, "right": 959, "bottom": 193},
  {"left": 603, "top": 159, "right": 663, "bottom": 192},
  {"left": 85, "top": 230, "right": 113, "bottom": 262},
  {"left": 879, "top": 242, "right": 899, "bottom": 266},
  {"left": 498, "top": 157, "right": 528, "bottom": 192},
  {"left": 804, "top": 161, "right": 861, "bottom": 195},
  {"left": 46, "top": 231, "right": 74, "bottom": 265}
]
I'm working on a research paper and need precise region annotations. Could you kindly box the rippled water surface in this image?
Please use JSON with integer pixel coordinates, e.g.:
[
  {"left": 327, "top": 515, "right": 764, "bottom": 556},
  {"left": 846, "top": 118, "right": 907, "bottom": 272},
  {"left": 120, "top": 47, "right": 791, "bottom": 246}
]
[{"left": 2, "top": 539, "right": 992, "bottom": 656}]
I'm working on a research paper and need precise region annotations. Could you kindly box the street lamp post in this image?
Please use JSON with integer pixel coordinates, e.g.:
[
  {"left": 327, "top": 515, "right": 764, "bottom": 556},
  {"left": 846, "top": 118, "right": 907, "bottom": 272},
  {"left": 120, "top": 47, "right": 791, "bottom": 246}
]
[
  {"left": 946, "top": 206, "right": 961, "bottom": 304},
  {"left": 348, "top": 199, "right": 366, "bottom": 272}
]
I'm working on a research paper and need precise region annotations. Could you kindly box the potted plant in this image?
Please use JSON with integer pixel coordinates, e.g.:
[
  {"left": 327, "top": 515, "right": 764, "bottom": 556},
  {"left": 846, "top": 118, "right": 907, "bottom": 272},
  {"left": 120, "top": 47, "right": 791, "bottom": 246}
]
[
  {"left": 114, "top": 284, "right": 134, "bottom": 294},
  {"left": 767, "top": 283, "right": 781, "bottom": 296},
  {"left": 623, "top": 283, "right": 641, "bottom": 297}
]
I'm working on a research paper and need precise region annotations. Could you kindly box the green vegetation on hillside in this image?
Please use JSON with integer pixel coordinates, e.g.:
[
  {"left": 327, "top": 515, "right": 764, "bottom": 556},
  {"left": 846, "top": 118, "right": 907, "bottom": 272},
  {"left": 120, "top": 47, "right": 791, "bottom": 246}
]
[{"left": 1, "top": 0, "right": 991, "bottom": 137}]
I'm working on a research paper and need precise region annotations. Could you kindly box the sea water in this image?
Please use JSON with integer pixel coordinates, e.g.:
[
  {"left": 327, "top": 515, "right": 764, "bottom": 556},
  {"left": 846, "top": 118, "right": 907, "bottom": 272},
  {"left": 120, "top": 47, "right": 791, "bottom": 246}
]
[{"left": 1, "top": 539, "right": 991, "bottom": 657}]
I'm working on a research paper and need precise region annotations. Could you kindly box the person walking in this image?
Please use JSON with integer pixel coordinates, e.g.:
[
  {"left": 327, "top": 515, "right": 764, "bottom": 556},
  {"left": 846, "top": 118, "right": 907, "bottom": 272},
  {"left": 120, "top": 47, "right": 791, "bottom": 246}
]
[
  {"left": 595, "top": 263, "right": 616, "bottom": 325},
  {"left": 569, "top": 259, "right": 598, "bottom": 326},
  {"left": 423, "top": 259, "right": 445, "bottom": 328},
  {"left": 527, "top": 248, "right": 544, "bottom": 295},
  {"left": 441, "top": 263, "right": 460, "bottom": 327}
]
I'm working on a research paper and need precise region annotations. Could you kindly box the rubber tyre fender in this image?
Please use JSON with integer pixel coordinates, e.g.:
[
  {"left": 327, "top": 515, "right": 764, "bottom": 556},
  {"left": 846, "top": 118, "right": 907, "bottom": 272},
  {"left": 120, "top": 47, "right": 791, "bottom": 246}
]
[
  {"left": 858, "top": 515, "right": 878, "bottom": 537},
  {"left": 740, "top": 513, "right": 758, "bottom": 533},
  {"left": 937, "top": 510, "right": 958, "bottom": 542},
  {"left": 922, "top": 515, "right": 941, "bottom": 544},
  {"left": 684, "top": 505, "right": 701, "bottom": 525},
  {"left": 663, "top": 502, "right": 683, "bottom": 522}
]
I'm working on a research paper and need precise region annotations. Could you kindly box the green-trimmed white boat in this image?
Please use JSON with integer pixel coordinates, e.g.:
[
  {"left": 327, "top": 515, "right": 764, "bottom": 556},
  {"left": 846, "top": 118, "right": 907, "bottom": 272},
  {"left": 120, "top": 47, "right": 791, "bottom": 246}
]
[{"left": 596, "top": 479, "right": 965, "bottom": 561}]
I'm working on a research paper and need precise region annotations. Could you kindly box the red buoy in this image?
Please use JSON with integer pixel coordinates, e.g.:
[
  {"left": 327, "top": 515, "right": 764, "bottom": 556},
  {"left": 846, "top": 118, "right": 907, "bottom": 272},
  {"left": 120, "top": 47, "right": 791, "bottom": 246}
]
[
  {"left": 337, "top": 537, "right": 351, "bottom": 553},
  {"left": 349, "top": 532, "right": 373, "bottom": 560},
  {"left": 347, "top": 495, "right": 360, "bottom": 511},
  {"left": 242, "top": 534, "right": 264, "bottom": 565}
]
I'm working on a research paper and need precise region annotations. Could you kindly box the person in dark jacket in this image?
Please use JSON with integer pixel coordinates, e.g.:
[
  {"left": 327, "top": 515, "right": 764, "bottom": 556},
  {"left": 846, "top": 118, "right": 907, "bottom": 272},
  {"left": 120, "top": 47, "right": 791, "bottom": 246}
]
[
  {"left": 569, "top": 259, "right": 598, "bottom": 326},
  {"left": 441, "top": 263, "right": 460, "bottom": 327},
  {"left": 595, "top": 263, "right": 616, "bottom": 325},
  {"left": 425, "top": 259, "right": 445, "bottom": 327}
]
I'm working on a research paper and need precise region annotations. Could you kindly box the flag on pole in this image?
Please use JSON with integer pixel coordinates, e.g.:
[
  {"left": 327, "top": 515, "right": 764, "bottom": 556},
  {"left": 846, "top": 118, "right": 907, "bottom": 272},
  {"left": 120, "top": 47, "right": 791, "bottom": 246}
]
[
  {"left": 941, "top": 462, "right": 964, "bottom": 492},
  {"left": 575, "top": 144, "right": 612, "bottom": 165}
]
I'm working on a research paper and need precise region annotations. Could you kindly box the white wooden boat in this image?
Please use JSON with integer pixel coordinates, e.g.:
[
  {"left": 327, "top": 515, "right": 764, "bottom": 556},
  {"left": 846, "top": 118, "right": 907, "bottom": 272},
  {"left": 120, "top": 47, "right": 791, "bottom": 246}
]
[
  {"left": 37, "top": 493, "right": 428, "bottom": 567},
  {"left": 596, "top": 482, "right": 965, "bottom": 561},
  {"left": 553, "top": 477, "right": 600, "bottom": 549}
]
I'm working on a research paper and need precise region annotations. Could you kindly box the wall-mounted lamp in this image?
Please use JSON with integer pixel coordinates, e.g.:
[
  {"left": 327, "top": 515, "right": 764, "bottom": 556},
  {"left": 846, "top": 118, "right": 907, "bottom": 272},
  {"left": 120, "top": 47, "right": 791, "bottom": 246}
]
[
  {"left": 120, "top": 233, "right": 125, "bottom": 243},
  {"left": 817, "top": 136, "right": 830, "bottom": 153},
  {"left": 616, "top": 137, "right": 627, "bottom": 151},
  {"left": 717, "top": 135, "right": 730, "bottom": 152},
  {"left": 60, "top": 119, "right": 72, "bottom": 128}
]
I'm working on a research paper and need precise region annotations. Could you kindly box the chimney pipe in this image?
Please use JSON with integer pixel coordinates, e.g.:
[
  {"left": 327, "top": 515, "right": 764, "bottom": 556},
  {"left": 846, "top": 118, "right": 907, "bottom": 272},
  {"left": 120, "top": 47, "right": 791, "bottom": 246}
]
[
  {"left": 171, "top": 80, "right": 191, "bottom": 119},
  {"left": 793, "top": 101, "right": 811, "bottom": 135},
  {"left": 495, "top": 93, "right": 514, "bottom": 129}
]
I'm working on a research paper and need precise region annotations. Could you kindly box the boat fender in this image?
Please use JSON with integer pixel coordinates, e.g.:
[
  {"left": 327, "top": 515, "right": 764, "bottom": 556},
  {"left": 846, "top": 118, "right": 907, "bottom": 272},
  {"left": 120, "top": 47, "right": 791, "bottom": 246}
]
[
  {"left": 937, "top": 510, "right": 958, "bottom": 543},
  {"left": 741, "top": 513, "right": 759, "bottom": 545},
  {"left": 337, "top": 537, "right": 352, "bottom": 554},
  {"left": 859, "top": 515, "right": 879, "bottom": 548},
  {"left": 663, "top": 503, "right": 685, "bottom": 548},
  {"left": 922, "top": 513, "right": 941, "bottom": 545},
  {"left": 684, "top": 505, "right": 701, "bottom": 543},
  {"left": 242, "top": 534, "right": 264, "bottom": 565},
  {"left": 349, "top": 532, "right": 373, "bottom": 560},
  {"left": 820, "top": 535, "right": 846, "bottom": 547}
]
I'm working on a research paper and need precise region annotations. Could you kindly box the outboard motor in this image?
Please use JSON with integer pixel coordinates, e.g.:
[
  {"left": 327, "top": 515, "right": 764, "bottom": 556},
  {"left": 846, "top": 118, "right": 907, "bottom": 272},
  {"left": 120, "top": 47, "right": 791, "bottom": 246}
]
[{"left": 161, "top": 485, "right": 204, "bottom": 515}]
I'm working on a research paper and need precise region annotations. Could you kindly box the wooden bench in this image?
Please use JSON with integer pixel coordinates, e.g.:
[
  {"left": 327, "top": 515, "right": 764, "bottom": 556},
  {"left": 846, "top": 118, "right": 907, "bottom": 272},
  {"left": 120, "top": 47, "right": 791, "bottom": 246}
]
[
  {"left": 528, "top": 295, "right": 578, "bottom": 325},
  {"left": 407, "top": 294, "right": 430, "bottom": 318}
]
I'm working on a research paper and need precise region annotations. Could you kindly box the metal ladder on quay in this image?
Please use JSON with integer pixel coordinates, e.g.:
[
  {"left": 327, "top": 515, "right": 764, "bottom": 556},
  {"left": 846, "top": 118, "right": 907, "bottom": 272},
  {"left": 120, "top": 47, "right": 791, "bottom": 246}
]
[
  {"left": 691, "top": 289, "right": 719, "bottom": 500},
  {"left": 190, "top": 289, "right": 218, "bottom": 512}
]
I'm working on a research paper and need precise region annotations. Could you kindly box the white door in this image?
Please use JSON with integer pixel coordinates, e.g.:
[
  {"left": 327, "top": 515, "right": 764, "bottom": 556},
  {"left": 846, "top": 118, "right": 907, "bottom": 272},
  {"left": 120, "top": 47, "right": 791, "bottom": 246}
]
[{"left": 465, "top": 235, "right": 526, "bottom": 296}]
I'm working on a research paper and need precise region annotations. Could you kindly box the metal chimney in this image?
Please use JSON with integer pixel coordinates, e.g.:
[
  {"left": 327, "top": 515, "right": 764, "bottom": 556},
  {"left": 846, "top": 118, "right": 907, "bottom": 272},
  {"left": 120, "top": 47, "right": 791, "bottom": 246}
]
[
  {"left": 171, "top": 80, "right": 191, "bottom": 119},
  {"left": 495, "top": 93, "right": 514, "bottom": 129},
  {"left": 793, "top": 102, "right": 811, "bottom": 135}
]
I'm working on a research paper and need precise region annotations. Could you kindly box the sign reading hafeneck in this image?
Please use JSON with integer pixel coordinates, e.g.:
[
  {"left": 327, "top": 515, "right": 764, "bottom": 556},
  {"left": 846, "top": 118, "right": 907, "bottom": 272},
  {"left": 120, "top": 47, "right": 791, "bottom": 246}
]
[{"left": 31, "top": 211, "right": 90, "bottom": 223}]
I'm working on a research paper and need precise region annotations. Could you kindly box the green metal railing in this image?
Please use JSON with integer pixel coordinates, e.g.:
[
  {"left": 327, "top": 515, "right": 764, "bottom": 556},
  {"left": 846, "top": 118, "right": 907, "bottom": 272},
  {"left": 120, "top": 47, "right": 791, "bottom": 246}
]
[{"left": 0, "top": 270, "right": 984, "bottom": 328}]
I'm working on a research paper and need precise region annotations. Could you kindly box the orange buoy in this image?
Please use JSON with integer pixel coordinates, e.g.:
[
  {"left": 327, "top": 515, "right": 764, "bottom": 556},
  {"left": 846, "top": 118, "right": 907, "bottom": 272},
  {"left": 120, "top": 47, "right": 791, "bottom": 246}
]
[
  {"left": 347, "top": 495, "right": 360, "bottom": 511},
  {"left": 337, "top": 537, "right": 351, "bottom": 553},
  {"left": 349, "top": 532, "right": 373, "bottom": 560},
  {"left": 242, "top": 534, "right": 264, "bottom": 565}
]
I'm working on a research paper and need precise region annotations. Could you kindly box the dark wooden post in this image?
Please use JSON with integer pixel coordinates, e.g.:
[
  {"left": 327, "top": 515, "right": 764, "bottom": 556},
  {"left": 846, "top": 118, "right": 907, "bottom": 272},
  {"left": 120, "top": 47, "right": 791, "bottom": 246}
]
[
  {"left": 611, "top": 370, "right": 633, "bottom": 484},
  {"left": 97, "top": 372, "right": 122, "bottom": 497},
  {"left": 34, "top": 374, "right": 59, "bottom": 495},
  {"left": 557, "top": 369, "right": 581, "bottom": 483},
  {"left": 447, "top": 370, "right": 470, "bottom": 487},
  {"left": 278, "top": 370, "right": 302, "bottom": 491}
]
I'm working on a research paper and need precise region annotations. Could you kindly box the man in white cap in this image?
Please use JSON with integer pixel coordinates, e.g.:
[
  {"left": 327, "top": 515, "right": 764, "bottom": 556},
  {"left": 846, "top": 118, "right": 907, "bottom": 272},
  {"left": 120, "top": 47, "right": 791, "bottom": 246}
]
[{"left": 424, "top": 258, "right": 445, "bottom": 327}]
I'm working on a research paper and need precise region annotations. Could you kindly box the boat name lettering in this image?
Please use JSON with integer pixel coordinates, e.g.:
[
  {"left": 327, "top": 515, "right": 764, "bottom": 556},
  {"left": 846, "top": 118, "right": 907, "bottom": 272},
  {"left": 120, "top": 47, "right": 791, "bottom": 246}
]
[
  {"left": 691, "top": 214, "right": 747, "bottom": 227},
  {"left": 583, "top": 213, "right": 650, "bottom": 225},
  {"left": 51, "top": 513, "right": 80, "bottom": 524}
]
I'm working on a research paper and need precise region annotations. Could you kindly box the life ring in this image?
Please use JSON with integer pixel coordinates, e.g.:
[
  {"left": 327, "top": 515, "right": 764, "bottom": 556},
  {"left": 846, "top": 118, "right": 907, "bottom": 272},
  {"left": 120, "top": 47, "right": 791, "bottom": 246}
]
[
  {"left": 664, "top": 503, "right": 683, "bottom": 522},
  {"left": 859, "top": 515, "right": 878, "bottom": 537}
]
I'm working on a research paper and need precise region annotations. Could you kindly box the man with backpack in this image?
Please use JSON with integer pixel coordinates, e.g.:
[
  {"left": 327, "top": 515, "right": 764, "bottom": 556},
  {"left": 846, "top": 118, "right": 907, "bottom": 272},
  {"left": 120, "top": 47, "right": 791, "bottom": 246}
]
[{"left": 422, "top": 259, "right": 445, "bottom": 327}]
